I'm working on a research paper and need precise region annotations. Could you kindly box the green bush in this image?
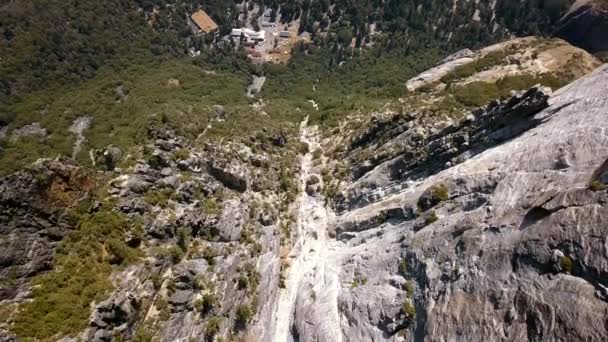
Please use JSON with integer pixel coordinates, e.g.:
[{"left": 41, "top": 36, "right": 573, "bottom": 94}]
[
  {"left": 312, "top": 148, "right": 323, "bottom": 159},
  {"left": 398, "top": 259, "right": 407, "bottom": 275},
  {"left": 441, "top": 50, "right": 510, "bottom": 84},
  {"left": 11, "top": 210, "right": 139, "bottom": 339},
  {"left": 203, "top": 246, "right": 218, "bottom": 266},
  {"left": 430, "top": 183, "right": 449, "bottom": 202},
  {"left": 201, "top": 294, "right": 216, "bottom": 314},
  {"left": 156, "top": 298, "right": 170, "bottom": 321},
  {"left": 205, "top": 317, "right": 221, "bottom": 340},
  {"left": 590, "top": 181, "right": 605, "bottom": 191},
  {"left": 405, "top": 281, "right": 414, "bottom": 297},
  {"left": 452, "top": 81, "right": 501, "bottom": 107},
  {"left": 450, "top": 72, "right": 571, "bottom": 108},
  {"left": 418, "top": 183, "right": 449, "bottom": 211},
  {"left": 298, "top": 142, "right": 310, "bottom": 154},
  {"left": 203, "top": 198, "right": 221, "bottom": 216},
  {"left": 172, "top": 148, "right": 190, "bottom": 162},
  {"left": 425, "top": 211, "right": 439, "bottom": 225},
  {"left": 108, "top": 238, "right": 139, "bottom": 265},
  {"left": 133, "top": 324, "right": 154, "bottom": 342},
  {"left": 144, "top": 190, "right": 172, "bottom": 208},
  {"left": 168, "top": 245, "right": 185, "bottom": 264},
  {"left": 237, "top": 275, "right": 249, "bottom": 290},
  {"left": 560, "top": 255, "right": 574, "bottom": 273},
  {"left": 402, "top": 300, "right": 416, "bottom": 318},
  {"left": 235, "top": 304, "right": 253, "bottom": 327},
  {"left": 177, "top": 227, "right": 190, "bottom": 253}
]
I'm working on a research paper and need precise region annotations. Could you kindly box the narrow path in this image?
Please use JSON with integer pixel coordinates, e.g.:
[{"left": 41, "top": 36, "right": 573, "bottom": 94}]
[{"left": 271, "top": 117, "right": 342, "bottom": 342}]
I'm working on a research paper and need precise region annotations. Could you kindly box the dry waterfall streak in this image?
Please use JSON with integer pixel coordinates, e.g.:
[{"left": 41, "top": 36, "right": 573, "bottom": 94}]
[{"left": 271, "top": 117, "right": 342, "bottom": 342}]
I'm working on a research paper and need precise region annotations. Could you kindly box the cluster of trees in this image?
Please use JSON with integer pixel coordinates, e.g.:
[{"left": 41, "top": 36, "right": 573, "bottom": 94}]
[
  {"left": 0, "top": 0, "right": 164, "bottom": 111},
  {"left": 0, "top": 0, "right": 577, "bottom": 123}
]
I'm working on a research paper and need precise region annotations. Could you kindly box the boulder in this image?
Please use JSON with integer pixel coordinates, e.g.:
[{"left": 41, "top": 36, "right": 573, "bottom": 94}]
[{"left": 207, "top": 160, "right": 248, "bottom": 192}]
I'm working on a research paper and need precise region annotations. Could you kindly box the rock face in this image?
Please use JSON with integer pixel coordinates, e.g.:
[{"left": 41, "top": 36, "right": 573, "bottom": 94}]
[
  {"left": 557, "top": 0, "right": 608, "bottom": 53},
  {"left": 405, "top": 36, "right": 601, "bottom": 92},
  {"left": 318, "top": 64, "right": 608, "bottom": 341},
  {"left": 0, "top": 158, "right": 95, "bottom": 301},
  {"left": 341, "top": 86, "right": 553, "bottom": 212}
]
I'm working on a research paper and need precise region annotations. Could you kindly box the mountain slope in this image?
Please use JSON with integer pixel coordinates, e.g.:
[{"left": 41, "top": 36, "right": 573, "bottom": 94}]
[
  {"left": 322, "top": 64, "right": 608, "bottom": 341},
  {"left": 0, "top": 2, "right": 607, "bottom": 341}
]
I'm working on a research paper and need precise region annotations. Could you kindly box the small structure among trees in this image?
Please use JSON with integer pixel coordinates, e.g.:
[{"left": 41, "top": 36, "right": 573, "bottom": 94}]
[{"left": 190, "top": 9, "right": 219, "bottom": 38}]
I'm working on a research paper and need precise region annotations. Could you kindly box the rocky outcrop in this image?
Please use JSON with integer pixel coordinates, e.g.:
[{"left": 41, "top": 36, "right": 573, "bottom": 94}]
[
  {"left": 556, "top": 0, "right": 608, "bottom": 53},
  {"left": 9, "top": 122, "right": 47, "bottom": 142},
  {"left": 207, "top": 160, "right": 248, "bottom": 192},
  {"left": 389, "top": 86, "right": 552, "bottom": 181},
  {"left": 322, "top": 64, "right": 608, "bottom": 341},
  {"left": 342, "top": 86, "right": 552, "bottom": 212},
  {"left": 0, "top": 158, "right": 95, "bottom": 301},
  {"left": 406, "top": 49, "right": 476, "bottom": 91}
]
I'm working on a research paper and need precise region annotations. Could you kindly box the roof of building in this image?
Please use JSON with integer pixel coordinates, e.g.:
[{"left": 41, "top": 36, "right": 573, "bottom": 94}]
[{"left": 191, "top": 10, "right": 218, "bottom": 33}]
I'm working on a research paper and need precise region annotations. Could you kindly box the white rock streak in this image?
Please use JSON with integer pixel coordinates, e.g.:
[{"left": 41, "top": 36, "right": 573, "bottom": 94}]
[{"left": 271, "top": 117, "right": 342, "bottom": 342}]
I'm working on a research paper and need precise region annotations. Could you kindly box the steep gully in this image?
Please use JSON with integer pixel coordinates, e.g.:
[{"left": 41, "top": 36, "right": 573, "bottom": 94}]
[{"left": 271, "top": 118, "right": 342, "bottom": 342}]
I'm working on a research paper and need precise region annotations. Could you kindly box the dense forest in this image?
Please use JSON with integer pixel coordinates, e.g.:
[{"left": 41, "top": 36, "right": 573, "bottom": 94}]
[{"left": 1, "top": 0, "right": 575, "bottom": 105}]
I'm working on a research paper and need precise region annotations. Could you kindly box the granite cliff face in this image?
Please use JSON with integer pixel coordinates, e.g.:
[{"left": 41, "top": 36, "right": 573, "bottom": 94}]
[
  {"left": 317, "top": 64, "right": 608, "bottom": 341},
  {"left": 556, "top": 0, "right": 608, "bottom": 53},
  {"left": 0, "top": 45, "right": 607, "bottom": 342},
  {"left": 0, "top": 159, "right": 96, "bottom": 301}
]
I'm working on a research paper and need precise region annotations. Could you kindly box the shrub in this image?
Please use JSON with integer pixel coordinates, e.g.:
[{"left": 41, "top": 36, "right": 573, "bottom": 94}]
[
  {"left": 201, "top": 294, "right": 216, "bottom": 314},
  {"left": 172, "top": 148, "right": 190, "bottom": 162},
  {"left": 168, "top": 245, "right": 184, "bottom": 264},
  {"left": 418, "top": 183, "right": 449, "bottom": 211},
  {"left": 405, "top": 281, "right": 414, "bottom": 297},
  {"left": 590, "top": 181, "right": 605, "bottom": 191},
  {"left": 151, "top": 274, "right": 163, "bottom": 291},
  {"left": 156, "top": 298, "right": 170, "bottom": 321},
  {"left": 108, "top": 238, "right": 139, "bottom": 265},
  {"left": 144, "top": 190, "right": 171, "bottom": 208},
  {"left": 205, "top": 317, "right": 221, "bottom": 340},
  {"left": 0, "top": 111, "right": 16, "bottom": 126},
  {"left": 11, "top": 210, "right": 138, "bottom": 339},
  {"left": 133, "top": 324, "right": 154, "bottom": 342},
  {"left": 402, "top": 300, "right": 416, "bottom": 318},
  {"left": 312, "top": 148, "right": 322, "bottom": 159},
  {"left": 235, "top": 304, "right": 252, "bottom": 326},
  {"left": 177, "top": 227, "right": 190, "bottom": 252},
  {"left": 166, "top": 278, "right": 176, "bottom": 294},
  {"left": 237, "top": 275, "right": 249, "bottom": 290},
  {"left": 560, "top": 255, "right": 574, "bottom": 273},
  {"left": 398, "top": 259, "right": 407, "bottom": 275},
  {"left": 306, "top": 175, "right": 320, "bottom": 186},
  {"left": 298, "top": 142, "right": 310, "bottom": 154},
  {"left": 203, "top": 198, "right": 221, "bottom": 216},
  {"left": 203, "top": 246, "right": 218, "bottom": 266},
  {"left": 425, "top": 211, "right": 439, "bottom": 225},
  {"left": 452, "top": 81, "right": 501, "bottom": 107}
]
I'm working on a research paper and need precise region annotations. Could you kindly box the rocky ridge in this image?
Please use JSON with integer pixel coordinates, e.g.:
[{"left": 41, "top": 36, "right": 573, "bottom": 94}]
[
  {"left": 318, "top": 63, "right": 608, "bottom": 341},
  {"left": 557, "top": 0, "right": 608, "bottom": 53}
]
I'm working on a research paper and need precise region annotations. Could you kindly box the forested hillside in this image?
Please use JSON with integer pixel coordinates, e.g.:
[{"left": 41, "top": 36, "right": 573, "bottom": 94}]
[
  {"left": 1, "top": 0, "right": 576, "bottom": 105},
  {"left": 0, "top": 0, "right": 586, "bottom": 175}
]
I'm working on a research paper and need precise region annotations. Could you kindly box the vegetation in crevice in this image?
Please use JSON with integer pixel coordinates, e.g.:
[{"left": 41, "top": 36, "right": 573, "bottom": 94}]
[{"left": 10, "top": 208, "right": 141, "bottom": 339}]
